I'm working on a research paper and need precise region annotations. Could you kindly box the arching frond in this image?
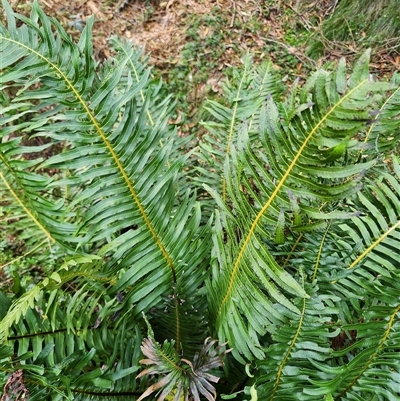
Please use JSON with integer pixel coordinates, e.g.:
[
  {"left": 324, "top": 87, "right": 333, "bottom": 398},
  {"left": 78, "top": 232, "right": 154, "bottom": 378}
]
[
  {"left": 208, "top": 51, "right": 389, "bottom": 362},
  {"left": 0, "top": 0, "right": 210, "bottom": 358},
  {"left": 194, "top": 54, "right": 284, "bottom": 209},
  {"left": 325, "top": 159, "right": 400, "bottom": 400},
  {"left": 245, "top": 158, "right": 400, "bottom": 400},
  {"left": 1, "top": 257, "right": 143, "bottom": 399}
]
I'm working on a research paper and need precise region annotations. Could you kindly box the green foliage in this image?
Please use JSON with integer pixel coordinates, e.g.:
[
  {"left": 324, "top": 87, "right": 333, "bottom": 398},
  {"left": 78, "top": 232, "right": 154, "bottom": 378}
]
[
  {"left": 1, "top": 1, "right": 400, "bottom": 400},
  {"left": 162, "top": 7, "right": 235, "bottom": 114},
  {"left": 306, "top": 0, "right": 400, "bottom": 58},
  {"left": 137, "top": 315, "right": 230, "bottom": 401}
]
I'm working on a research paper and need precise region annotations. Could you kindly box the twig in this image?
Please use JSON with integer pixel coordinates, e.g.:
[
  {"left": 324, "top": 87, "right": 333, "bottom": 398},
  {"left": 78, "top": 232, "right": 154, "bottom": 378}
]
[
  {"left": 263, "top": 37, "right": 317, "bottom": 67},
  {"left": 229, "top": 0, "right": 236, "bottom": 28},
  {"left": 327, "top": 0, "right": 340, "bottom": 17},
  {"left": 285, "top": 1, "right": 313, "bottom": 30}
]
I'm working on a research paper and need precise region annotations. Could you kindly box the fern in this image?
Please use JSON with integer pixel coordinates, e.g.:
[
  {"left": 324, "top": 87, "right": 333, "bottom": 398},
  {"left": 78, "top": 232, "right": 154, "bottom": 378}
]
[
  {"left": 137, "top": 315, "right": 230, "bottom": 401},
  {"left": 207, "top": 50, "right": 390, "bottom": 363},
  {"left": 248, "top": 159, "right": 400, "bottom": 400},
  {"left": 1, "top": 0, "right": 400, "bottom": 399}
]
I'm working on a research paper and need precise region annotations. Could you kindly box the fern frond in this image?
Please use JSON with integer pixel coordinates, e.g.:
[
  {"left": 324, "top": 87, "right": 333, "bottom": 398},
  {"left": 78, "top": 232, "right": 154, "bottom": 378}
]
[
  {"left": 254, "top": 285, "right": 340, "bottom": 401},
  {"left": 331, "top": 303, "right": 400, "bottom": 400},
  {"left": 363, "top": 73, "right": 400, "bottom": 154},
  {"left": 290, "top": 158, "right": 400, "bottom": 400},
  {"left": 0, "top": 0, "right": 210, "bottom": 356},
  {"left": 249, "top": 155, "right": 400, "bottom": 399},
  {"left": 208, "top": 52, "right": 388, "bottom": 362},
  {"left": 337, "top": 161, "right": 400, "bottom": 281},
  {"left": 1, "top": 267, "right": 143, "bottom": 398},
  {"left": 195, "top": 54, "right": 284, "bottom": 207},
  {"left": 1, "top": 1, "right": 400, "bottom": 398},
  {"left": 0, "top": 172, "right": 55, "bottom": 244},
  {"left": 137, "top": 316, "right": 230, "bottom": 401}
]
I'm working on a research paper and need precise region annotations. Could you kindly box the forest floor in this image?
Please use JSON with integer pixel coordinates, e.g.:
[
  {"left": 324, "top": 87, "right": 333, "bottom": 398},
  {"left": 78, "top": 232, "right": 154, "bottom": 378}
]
[{"left": 8, "top": 0, "right": 400, "bottom": 120}]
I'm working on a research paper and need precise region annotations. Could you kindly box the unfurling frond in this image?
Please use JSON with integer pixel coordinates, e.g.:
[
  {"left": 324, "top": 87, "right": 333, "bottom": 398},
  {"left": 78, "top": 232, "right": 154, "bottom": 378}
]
[{"left": 137, "top": 316, "right": 230, "bottom": 401}]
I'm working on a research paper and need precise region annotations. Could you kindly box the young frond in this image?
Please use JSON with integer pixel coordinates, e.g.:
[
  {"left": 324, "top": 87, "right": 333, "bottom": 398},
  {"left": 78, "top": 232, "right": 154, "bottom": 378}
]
[
  {"left": 194, "top": 54, "right": 284, "bottom": 210},
  {"left": 137, "top": 316, "right": 230, "bottom": 401},
  {"left": 363, "top": 73, "right": 400, "bottom": 154}
]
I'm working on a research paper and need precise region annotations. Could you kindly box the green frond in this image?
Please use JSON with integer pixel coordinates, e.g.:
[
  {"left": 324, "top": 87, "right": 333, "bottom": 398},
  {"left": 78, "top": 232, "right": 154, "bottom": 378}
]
[
  {"left": 0, "top": 171, "right": 55, "bottom": 244},
  {"left": 1, "top": 262, "right": 143, "bottom": 399},
  {"left": 208, "top": 52, "right": 390, "bottom": 362},
  {"left": 246, "top": 156, "right": 400, "bottom": 399},
  {"left": 360, "top": 72, "right": 400, "bottom": 155},
  {"left": 330, "top": 304, "right": 400, "bottom": 400},
  {"left": 338, "top": 162, "right": 400, "bottom": 279},
  {"left": 194, "top": 54, "right": 284, "bottom": 208},
  {"left": 0, "top": 0, "right": 210, "bottom": 358},
  {"left": 254, "top": 285, "right": 340, "bottom": 401},
  {"left": 274, "top": 159, "right": 400, "bottom": 400}
]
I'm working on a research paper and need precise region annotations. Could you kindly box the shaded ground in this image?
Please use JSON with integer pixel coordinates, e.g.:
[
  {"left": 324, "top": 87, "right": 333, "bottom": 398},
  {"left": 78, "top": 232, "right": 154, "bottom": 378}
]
[{"left": 33, "top": 0, "right": 316, "bottom": 64}]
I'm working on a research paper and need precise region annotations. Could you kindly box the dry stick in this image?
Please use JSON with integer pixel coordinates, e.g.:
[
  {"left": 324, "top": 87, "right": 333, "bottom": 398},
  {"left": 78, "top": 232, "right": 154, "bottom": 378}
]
[
  {"left": 328, "top": 0, "right": 340, "bottom": 16},
  {"left": 285, "top": 2, "right": 313, "bottom": 30},
  {"left": 263, "top": 37, "right": 316, "bottom": 67},
  {"left": 229, "top": 0, "right": 236, "bottom": 28}
]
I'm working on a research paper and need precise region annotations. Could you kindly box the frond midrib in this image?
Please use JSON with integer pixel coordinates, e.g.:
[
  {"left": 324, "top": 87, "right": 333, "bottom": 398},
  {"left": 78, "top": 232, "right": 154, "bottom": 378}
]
[
  {"left": 347, "top": 220, "right": 400, "bottom": 270},
  {"left": 111, "top": 38, "right": 154, "bottom": 126},
  {"left": 363, "top": 83, "right": 400, "bottom": 144},
  {"left": 0, "top": 33, "right": 177, "bottom": 282},
  {"left": 269, "top": 297, "right": 307, "bottom": 401},
  {"left": 216, "top": 78, "right": 369, "bottom": 319},
  {"left": 222, "top": 59, "right": 250, "bottom": 201},
  {"left": 335, "top": 303, "right": 400, "bottom": 400},
  {"left": 0, "top": 172, "right": 55, "bottom": 243}
]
